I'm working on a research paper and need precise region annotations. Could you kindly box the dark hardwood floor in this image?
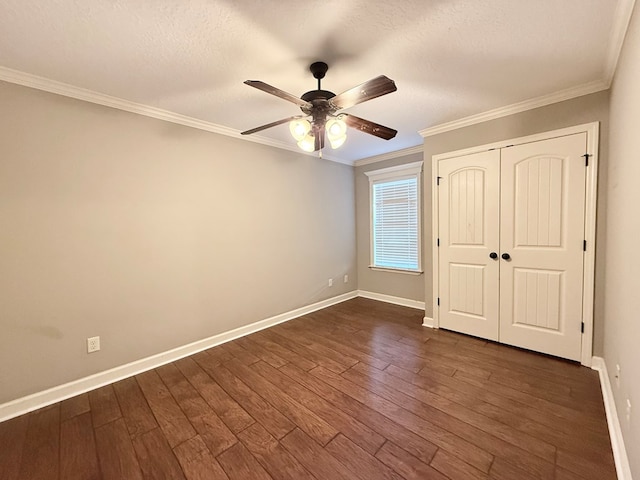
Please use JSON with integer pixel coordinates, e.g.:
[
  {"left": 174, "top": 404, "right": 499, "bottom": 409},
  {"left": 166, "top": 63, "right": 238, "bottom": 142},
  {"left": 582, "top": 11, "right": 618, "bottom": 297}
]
[{"left": 0, "top": 298, "right": 616, "bottom": 479}]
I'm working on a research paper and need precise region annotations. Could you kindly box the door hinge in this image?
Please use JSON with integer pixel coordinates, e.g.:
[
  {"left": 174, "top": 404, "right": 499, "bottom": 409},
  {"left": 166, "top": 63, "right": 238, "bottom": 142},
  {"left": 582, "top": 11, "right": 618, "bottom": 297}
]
[
  {"left": 437, "top": 238, "right": 440, "bottom": 247},
  {"left": 583, "top": 240, "right": 587, "bottom": 252},
  {"left": 581, "top": 322, "right": 585, "bottom": 333},
  {"left": 437, "top": 297, "right": 440, "bottom": 306},
  {"left": 437, "top": 176, "right": 442, "bottom": 186},
  {"left": 582, "top": 153, "right": 591, "bottom": 166}
]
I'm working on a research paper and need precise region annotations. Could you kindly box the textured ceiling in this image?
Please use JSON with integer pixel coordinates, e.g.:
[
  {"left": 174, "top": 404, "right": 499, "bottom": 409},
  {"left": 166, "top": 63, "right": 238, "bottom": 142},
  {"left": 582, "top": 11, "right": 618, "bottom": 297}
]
[{"left": 0, "top": 0, "right": 626, "bottom": 162}]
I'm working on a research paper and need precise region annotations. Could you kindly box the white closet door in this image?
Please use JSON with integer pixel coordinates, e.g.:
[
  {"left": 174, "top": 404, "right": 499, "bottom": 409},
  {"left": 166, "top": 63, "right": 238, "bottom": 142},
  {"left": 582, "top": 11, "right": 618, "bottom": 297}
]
[
  {"left": 438, "top": 150, "right": 501, "bottom": 340},
  {"left": 499, "top": 133, "right": 587, "bottom": 361}
]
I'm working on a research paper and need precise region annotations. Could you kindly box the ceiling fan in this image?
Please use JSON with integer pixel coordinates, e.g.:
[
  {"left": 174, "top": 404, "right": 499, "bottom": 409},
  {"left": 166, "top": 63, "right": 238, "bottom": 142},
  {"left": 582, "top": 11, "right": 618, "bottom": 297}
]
[{"left": 241, "top": 62, "right": 398, "bottom": 152}]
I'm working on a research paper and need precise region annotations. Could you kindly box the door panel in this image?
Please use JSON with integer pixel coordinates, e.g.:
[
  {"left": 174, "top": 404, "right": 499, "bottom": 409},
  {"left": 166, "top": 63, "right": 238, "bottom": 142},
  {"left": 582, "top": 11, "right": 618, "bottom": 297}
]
[
  {"left": 513, "top": 268, "right": 562, "bottom": 331},
  {"left": 438, "top": 150, "right": 500, "bottom": 340},
  {"left": 514, "top": 155, "right": 564, "bottom": 247},
  {"left": 450, "top": 263, "right": 485, "bottom": 316},
  {"left": 499, "top": 133, "right": 586, "bottom": 361}
]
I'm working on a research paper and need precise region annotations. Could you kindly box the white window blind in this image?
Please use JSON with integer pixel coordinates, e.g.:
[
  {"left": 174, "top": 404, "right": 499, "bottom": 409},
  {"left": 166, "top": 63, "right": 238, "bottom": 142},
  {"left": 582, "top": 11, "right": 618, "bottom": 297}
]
[{"left": 366, "top": 161, "right": 423, "bottom": 273}]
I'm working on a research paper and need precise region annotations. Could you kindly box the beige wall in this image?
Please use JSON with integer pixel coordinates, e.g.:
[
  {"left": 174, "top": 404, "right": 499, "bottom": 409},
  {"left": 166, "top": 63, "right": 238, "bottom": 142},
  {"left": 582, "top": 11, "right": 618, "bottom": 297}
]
[
  {"left": 355, "top": 152, "right": 426, "bottom": 303},
  {"left": 422, "top": 90, "right": 610, "bottom": 355},
  {"left": 0, "top": 81, "right": 356, "bottom": 404},
  {"left": 605, "top": 3, "right": 640, "bottom": 475}
]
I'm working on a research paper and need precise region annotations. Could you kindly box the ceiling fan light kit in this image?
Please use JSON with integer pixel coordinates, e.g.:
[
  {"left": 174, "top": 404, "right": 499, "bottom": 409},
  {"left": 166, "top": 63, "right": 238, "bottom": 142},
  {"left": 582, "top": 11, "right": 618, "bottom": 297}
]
[
  {"left": 241, "top": 61, "right": 398, "bottom": 154},
  {"left": 297, "top": 133, "right": 316, "bottom": 152},
  {"left": 325, "top": 117, "right": 347, "bottom": 149},
  {"left": 289, "top": 119, "right": 312, "bottom": 141}
]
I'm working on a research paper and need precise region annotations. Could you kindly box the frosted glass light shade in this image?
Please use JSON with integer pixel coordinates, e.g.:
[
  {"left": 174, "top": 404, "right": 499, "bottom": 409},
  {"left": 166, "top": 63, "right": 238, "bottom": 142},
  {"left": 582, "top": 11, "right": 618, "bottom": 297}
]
[
  {"left": 289, "top": 119, "right": 312, "bottom": 141},
  {"left": 326, "top": 118, "right": 347, "bottom": 149},
  {"left": 326, "top": 118, "right": 347, "bottom": 137},
  {"left": 297, "top": 133, "right": 315, "bottom": 152}
]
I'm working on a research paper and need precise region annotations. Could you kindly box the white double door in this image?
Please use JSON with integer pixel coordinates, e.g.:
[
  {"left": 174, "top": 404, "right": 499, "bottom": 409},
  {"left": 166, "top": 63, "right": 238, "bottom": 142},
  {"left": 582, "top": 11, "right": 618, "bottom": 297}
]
[{"left": 437, "top": 133, "right": 587, "bottom": 361}]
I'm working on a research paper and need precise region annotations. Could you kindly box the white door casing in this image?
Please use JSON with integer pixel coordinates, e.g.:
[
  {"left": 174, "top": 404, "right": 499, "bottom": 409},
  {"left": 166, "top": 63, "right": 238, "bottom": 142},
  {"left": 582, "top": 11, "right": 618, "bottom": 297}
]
[
  {"left": 438, "top": 150, "right": 501, "bottom": 340},
  {"left": 431, "top": 123, "right": 598, "bottom": 365}
]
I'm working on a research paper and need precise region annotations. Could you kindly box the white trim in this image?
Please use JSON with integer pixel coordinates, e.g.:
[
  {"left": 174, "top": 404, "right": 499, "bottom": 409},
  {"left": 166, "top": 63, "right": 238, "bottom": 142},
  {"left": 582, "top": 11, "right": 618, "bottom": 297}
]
[
  {"left": 431, "top": 122, "right": 599, "bottom": 162},
  {"left": 368, "top": 266, "right": 423, "bottom": 275},
  {"left": 604, "top": 0, "right": 637, "bottom": 86},
  {"left": 422, "top": 316, "right": 435, "bottom": 328},
  {"left": 432, "top": 154, "right": 441, "bottom": 329},
  {"left": 0, "top": 290, "right": 358, "bottom": 423},
  {"left": 354, "top": 145, "right": 424, "bottom": 167},
  {"left": 366, "top": 161, "right": 424, "bottom": 273},
  {"left": 357, "top": 290, "right": 425, "bottom": 310},
  {"left": 0, "top": 67, "right": 351, "bottom": 167},
  {"left": 591, "top": 356, "right": 633, "bottom": 480},
  {"left": 581, "top": 123, "right": 599, "bottom": 366},
  {"left": 419, "top": 80, "right": 608, "bottom": 138},
  {"left": 432, "top": 123, "right": 599, "bottom": 367},
  {"left": 364, "top": 160, "right": 424, "bottom": 179}
]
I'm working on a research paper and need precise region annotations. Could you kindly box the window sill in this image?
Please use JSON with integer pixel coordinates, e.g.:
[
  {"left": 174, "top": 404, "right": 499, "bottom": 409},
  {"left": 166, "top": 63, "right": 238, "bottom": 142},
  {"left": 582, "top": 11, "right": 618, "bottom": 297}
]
[{"left": 369, "top": 266, "right": 423, "bottom": 276}]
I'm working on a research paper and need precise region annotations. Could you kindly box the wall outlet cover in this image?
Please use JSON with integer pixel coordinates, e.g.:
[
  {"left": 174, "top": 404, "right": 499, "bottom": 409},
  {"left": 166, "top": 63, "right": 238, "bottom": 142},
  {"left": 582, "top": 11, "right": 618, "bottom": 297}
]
[{"left": 87, "top": 336, "right": 100, "bottom": 353}]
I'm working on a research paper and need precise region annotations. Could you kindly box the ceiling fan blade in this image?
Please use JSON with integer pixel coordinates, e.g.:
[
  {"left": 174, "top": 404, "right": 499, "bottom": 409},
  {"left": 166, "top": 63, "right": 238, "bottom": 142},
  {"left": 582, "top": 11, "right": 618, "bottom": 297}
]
[
  {"left": 343, "top": 114, "right": 397, "bottom": 140},
  {"left": 244, "top": 80, "right": 311, "bottom": 108},
  {"left": 330, "top": 75, "right": 397, "bottom": 110},
  {"left": 241, "top": 115, "right": 307, "bottom": 135}
]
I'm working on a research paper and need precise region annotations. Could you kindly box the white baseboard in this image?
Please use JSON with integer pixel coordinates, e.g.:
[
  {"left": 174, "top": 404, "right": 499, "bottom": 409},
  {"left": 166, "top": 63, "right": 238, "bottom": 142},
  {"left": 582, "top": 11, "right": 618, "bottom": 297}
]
[
  {"left": 357, "top": 290, "right": 425, "bottom": 310},
  {"left": 422, "top": 316, "right": 435, "bottom": 328},
  {"left": 0, "top": 290, "right": 358, "bottom": 423},
  {"left": 591, "top": 356, "right": 632, "bottom": 480}
]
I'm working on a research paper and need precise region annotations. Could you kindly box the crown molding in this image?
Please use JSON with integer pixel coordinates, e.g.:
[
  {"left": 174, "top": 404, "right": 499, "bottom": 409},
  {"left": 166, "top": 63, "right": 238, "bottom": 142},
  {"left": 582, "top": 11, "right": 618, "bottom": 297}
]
[
  {"left": 418, "top": 0, "right": 637, "bottom": 141},
  {"left": 354, "top": 144, "right": 423, "bottom": 167},
  {"left": 0, "top": 66, "right": 351, "bottom": 166},
  {"left": 356, "top": 0, "right": 634, "bottom": 148},
  {"left": 314, "top": 152, "right": 353, "bottom": 166},
  {"left": 0, "top": 66, "right": 241, "bottom": 135},
  {"left": 604, "top": 0, "right": 637, "bottom": 86},
  {"left": 419, "top": 79, "right": 608, "bottom": 138}
]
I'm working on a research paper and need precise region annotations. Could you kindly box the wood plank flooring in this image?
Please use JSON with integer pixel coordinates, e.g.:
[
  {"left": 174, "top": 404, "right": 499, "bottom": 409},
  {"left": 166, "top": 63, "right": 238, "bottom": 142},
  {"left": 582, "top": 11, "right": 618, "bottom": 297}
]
[{"left": 0, "top": 298, "right": 616, "bottom": 479}]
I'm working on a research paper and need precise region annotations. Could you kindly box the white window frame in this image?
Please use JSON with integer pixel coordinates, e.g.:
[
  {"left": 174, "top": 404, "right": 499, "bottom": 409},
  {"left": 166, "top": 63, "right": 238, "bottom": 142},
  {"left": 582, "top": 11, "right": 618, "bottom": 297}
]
[{"left": 365, "top": 161, "right": 423, "bottom": 274}]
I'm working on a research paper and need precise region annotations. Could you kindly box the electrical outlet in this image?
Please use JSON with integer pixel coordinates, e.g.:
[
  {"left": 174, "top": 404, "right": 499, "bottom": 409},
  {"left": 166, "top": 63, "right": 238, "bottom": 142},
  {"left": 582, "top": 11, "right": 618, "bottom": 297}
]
[
  {"left": 87, "top": 336, "right": 100, "bottom": 353},
  {"left": 615, "top": 364, "right": 621, "bottom": 388},
  {"left": 328, "top": 278, "right": 333, "bottom": 287},
  {"left": 344, "top": 274, "right": 349, "bottom": 283}
]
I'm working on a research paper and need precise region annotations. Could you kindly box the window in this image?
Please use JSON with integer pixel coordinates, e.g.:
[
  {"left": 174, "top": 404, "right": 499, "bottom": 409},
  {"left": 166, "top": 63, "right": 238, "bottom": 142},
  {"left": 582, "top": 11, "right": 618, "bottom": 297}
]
[{"left": 365, "top": 161, "right": 423, "bottom": 273}]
